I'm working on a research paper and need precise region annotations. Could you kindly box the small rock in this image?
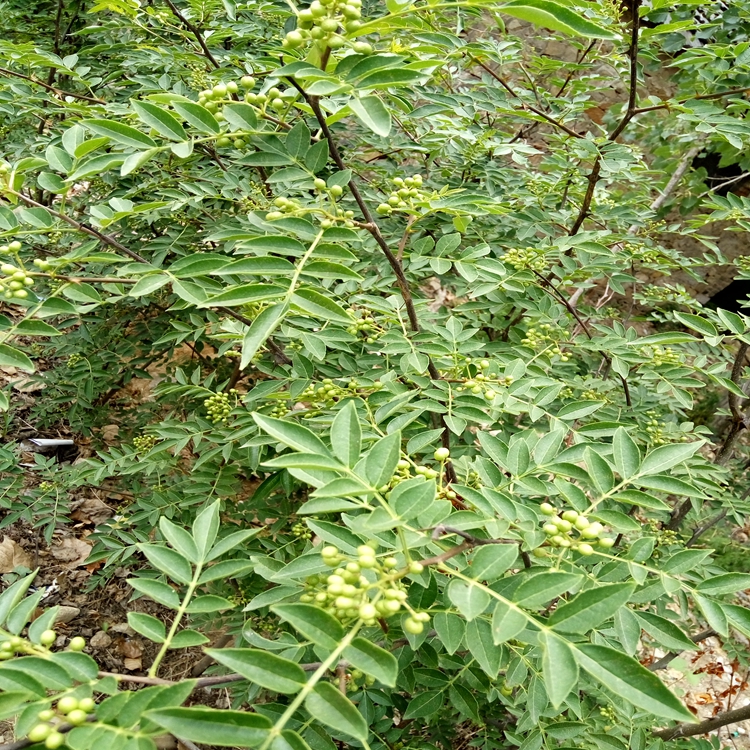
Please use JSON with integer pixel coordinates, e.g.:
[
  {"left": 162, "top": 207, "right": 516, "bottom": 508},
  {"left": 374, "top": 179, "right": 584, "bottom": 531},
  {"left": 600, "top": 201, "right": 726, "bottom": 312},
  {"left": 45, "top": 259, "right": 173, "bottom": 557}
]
[
  {"left": 90, "top": 631, "right": 112, "bottom": 649},
  {"left": 54, "top": 606, "right": 81, "bottom": 625}
]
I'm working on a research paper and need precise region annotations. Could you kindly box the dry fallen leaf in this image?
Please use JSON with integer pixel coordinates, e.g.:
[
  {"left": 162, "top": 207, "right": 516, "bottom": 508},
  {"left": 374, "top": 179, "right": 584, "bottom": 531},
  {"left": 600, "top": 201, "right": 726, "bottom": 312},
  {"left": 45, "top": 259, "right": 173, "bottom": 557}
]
[
  {"left": 71, "top": 497, "right": 114, "bottom": 525},
  {"left": 123, "top": 657, "right": 142, "bottom": 671},
  {"left": 0, "top": 537, "right": 33, "bottom": 573},
  {"left": 101, "top": 424, "right": 120, "bottom": 443},
  {"left": 50, "top": 537, "right": 92, "bottom": 567}
]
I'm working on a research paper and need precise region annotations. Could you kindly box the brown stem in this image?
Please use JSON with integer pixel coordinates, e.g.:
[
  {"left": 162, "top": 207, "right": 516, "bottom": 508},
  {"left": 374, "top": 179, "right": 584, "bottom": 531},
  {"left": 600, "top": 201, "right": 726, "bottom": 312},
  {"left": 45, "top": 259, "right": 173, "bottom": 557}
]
[
  {"left": 471, "top": 57, "right": 584, "bottom": 140},
  {"left": 569, "top": 0, "right": 641, "bottom": 235},
  {"left": 162, "top": 0, "right": 221, "bottom": 69},
  {"left": 652, "top": 701, "right": 750, "bottom": 741},
  {"left": 686, "top": 509, "right": 727, "bottom": 547},
  {"left": 715, "top": 341, "right": 749, "bottom": 466},
  {"left": 0, "top": 66, "right": 105, "bottom": 105},
  {"left": 190, "top": 632, "right": 233, "bottom": 677},
  {"left": 4, "top": 189, "right": 147, "bottom": 263},
  {"left": 647, "top": 628, "right": 717, "bottom": 672},
  {"left": 301, "top": 89, "right": 456, "bottom": 474},
  {"left": 217, "top": 307, "right": 292, "bottom": 365},
  {"left": 633, "top": 86, "right": 750, "bottom": 115}
]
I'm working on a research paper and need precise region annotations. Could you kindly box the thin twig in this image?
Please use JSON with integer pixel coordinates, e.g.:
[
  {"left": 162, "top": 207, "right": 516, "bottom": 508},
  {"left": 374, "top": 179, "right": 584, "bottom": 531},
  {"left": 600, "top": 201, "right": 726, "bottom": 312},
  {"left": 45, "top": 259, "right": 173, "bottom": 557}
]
[
  {"left": 471, "top": 57, "right": 583, "bottom": 140},
  {"left": 653, "top": 701, "right": 750, "bottom": 740},
  {"left": 686, "top": 509, "right": 727, "bottom": 547},
  {"left": 633, "top": 86, "right": 750, "bottom": 115},
  {"left": 647, "top": 628, "right": 717, "bottom": 671},
  {"left": 569, "top": 0, "right": 641, "bottom": 235},
  {"left": 162, "top": 0, "right": 220, "bottom": 68},
  {"left": 0, "top": 66, "right": 105, "bottom": 105},
  {"left": 4, "top": 190, "right": 147, "bottom": 263}
]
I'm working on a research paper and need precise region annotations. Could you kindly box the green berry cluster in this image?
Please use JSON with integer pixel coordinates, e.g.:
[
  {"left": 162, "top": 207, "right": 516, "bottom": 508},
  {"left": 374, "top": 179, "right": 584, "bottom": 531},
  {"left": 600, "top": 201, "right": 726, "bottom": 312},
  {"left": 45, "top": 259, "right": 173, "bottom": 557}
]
[
  {"left": 299, "top": 378, "right": 381, "bottom": 413},
  {"left": 345, "top": 310, "right": 382, "bottom": 343},
  {"left": 300, "top": 544, "right": 429, "bottom": 633},
  {"left": 285, "top": 0, "right": 371, "bottom": 54},
  {"left": 347, "top": 669, "right": 376, "bottom": 691},
  {"left": 502, "top": 247, "right": 547, "bottom": 272},
  {"left": 376, "top": 174, "right": 425, "bottom": 216},
  {"left": 638, "top": 344, "right": 682, "bottom": 367},
  {"left": 292, "top": 521, "right": 312, "bottom": 539},
  {"left": 456, "top": 364, "right": 514, "bottom": 401},
  {"left": 133, "top": 434, "right": 158, "bottom": 454},
  {"left": 0, "top": 261, "right": 34, "bottom": 300},
  {"left": 31, "top": 258, "right": 56, "bottom": 274},
  {"left": 639, "top": 284, "right": 694, "bottom": 306},
  {"left": 520, "top": 323, "right": 569, "bottom": 361},
  {"left": 244, "top": 85, "right": 297, "bottom": 115},
  {"left": 643, "top": 414, "right": 690, "bottom": 445},
  {"left": 264, "top": 397, "right": 289, "bottom": 418},
  {"left": 204, "top": 389, "right": 238, "bottom": 423},
  {"left": 465, "top": 469, "right": 482, "bottom": 489},
  {"left": 66, "top": 352, "right": 84, "bottom": 368},
  {"left": 0, "top": 240, "right": 22, "bottom": 256},
  {"left": 539, "top": 503, "right": 614, "bottom": 553},
  {"left": 265, "top": 189, "right": 355, "bottom": 228},
  {"left": 28, "top": 694, "right": 95, "bottom": 749}
]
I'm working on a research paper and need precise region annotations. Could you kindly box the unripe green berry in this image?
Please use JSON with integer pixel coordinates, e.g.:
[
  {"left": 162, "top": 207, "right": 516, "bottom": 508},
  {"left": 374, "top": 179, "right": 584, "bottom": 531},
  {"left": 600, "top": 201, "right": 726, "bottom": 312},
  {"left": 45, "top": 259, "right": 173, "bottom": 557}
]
[
  {"left": 574, "top": 516, "right": 590, "bottom": 530},
  {"left": 561, "top": 510, "right": 578, "bottom": 522},
  {"left": 359, "top": 602, "right": 377, "bottom": 620},
  {"left": 8, "top": 241, "right": 21, "bottom": 252},
  {"left": 67, "top": 709, "right": 87, "bottom": 726},
  {"left": 40, "top": 630, "right": 56, "bottom": 646},
  {"left": 330, "top": 184, "right": 343, "bottom": 197},
  {"left": 404, "top": 617, "right": 423, "bottom": 634},
  {"left": 56, "top": 696, "right": 78, "bottom": 714},
  {"left": 29, "top": 724, "right": 52, "bottom": 743},
  {"left": 599, "top": 537, "right": 615, "bottom": 548},
  {"left": 543, "top": 523, "right": 559, "bottom": 535},
  {"left": 68, "top": 637, "right": 86, "bottom": 652},
  {"left": 314, "top": 178, "right": 327, "bottom": 190},
  {"left": 578, "top": 543, "right": 595, "bottom": 556},
  {"left": 555, "top": 518, "right": 573, "bottom": 533},
  {"left": 409, "top": 561, "right": 424, "bottom": 574},
  {"left": 227, "top": 81, "right": 239, "bottom": 94},
  {"left": 45, "top": 732, "right": 65, "bottom": 750},
  {"left": 38, "top": 710, "right": 55, "bottom": 722},
  {"left": 241, "top": 76, "right": 256, "bottom": 89},
  {"left": 78, "top": 698, "right": 95, "bottom": 713},
  {"left": 213, "top": 83, "right": 227, "bottom": 97},
  {"left": 434, "top": 447, "right": 450, "bottom": 461},
  {"left": 540, "top": 502, "right": 556, "bottom": 515}
]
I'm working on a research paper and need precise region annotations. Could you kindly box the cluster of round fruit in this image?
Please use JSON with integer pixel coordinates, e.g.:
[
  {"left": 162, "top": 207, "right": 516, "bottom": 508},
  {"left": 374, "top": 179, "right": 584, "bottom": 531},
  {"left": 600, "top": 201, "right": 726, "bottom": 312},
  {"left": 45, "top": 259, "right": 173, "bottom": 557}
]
[
  {"left": 0, "top": 240, "right": 22, "bottom": 256},
  {"left": 292, "top": 521, "right": 312, "bottom": 539},
  {"left": 204, "top": 390, "right": 238, "bottom": 424},
  {"left": 244, "top": 86, "right": 297, "bottom": 113},
  {"left": 0, "top": 262, "right": 34, "bottom": 300},
  {"left": 28, "top": 694, "right": 95, "bottom": 749},
  {"left": 345, "top": 311, "right": 382, "bottom": 343},
  {"left": 376, "top": 175, "right": 426, "bottom": 216},
  {"left": 300, "top": 544, "right": 429, "bottom": 633},
  {"left": 456, "top": 364, "right": 514, "bottom": 402},
  {"left": 66, "top": 352, "right": 84, "bottom": 368},
  {"left": 640, "top": 283, "right": 693, "bottom": 307},
  {"left": 298, "top": 378, "right": 382, "bottom": 412},
  {"left": 284, "top": 0, "right": 371, "bottom": 53},
  {"left": 133, "top": 434, "right": 158, "bottom": 454},
  {"left": 347, "top": 669, "right": 376, "bottom": 692},
  {"left": 502, "top": 247, "right": 547, "bottom": 272},
  {"left": 638, "top": 344, "right": 682, "bottom": 367},
  {"left": 644, "top": 416, "right": 690, "bottom": 445},
  {"left": 539, "top": 503, "right": 614, "bottom": 553},
  {"left": 38, "top": 481, "right": 55, "bottom": 493},
  {"left": 520, "top": 324, "right": 569, "bottom": 362}
]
